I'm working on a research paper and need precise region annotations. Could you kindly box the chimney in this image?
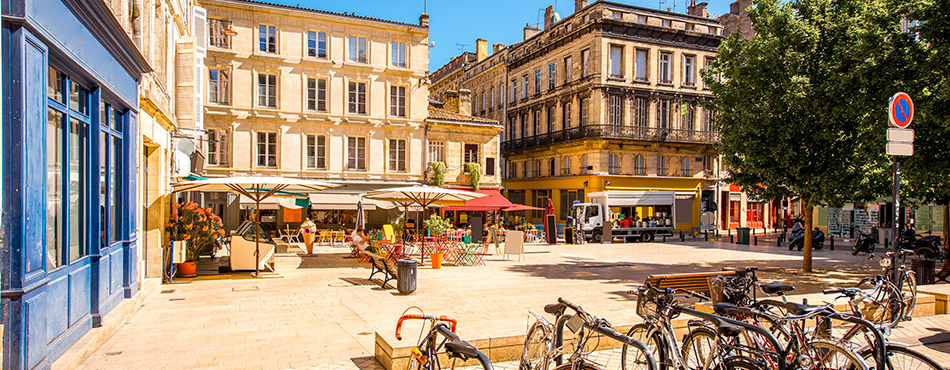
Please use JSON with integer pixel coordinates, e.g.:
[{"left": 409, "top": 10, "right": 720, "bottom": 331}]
[
  {"left": 444, "top": 90, "right": 460, "bottom": 113},
  {"left": 419, "top": 13, "right": 429, "bottom": 27},
  {"left": 523, "top": 23, "right": 541, "bottom": 41},
  {"left": 575, "top": 0, "right": 588, "bottom": 13},
  {"left": 458, "top": 89, "right": 472, "bottom": 116},
  {"left": 493, "top": 43, "right": 505, "bottom": 53},
  {"left": 687, "top": 1, "right": 709, "bottom": 18},
  {"left": 475, "top": 38, "right": 488, "bottom": 62},
  {"left": 544, "top": 5, "right": 555, "bottom": 29}
]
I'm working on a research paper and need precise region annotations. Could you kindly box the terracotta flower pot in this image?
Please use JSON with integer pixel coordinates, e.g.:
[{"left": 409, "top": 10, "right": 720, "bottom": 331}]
[
  {"left": 177, "top": 262, "right": 197, "bottom": 277},
  {"left": 431, "top": 252, "right": 443, "bottom": 269}
]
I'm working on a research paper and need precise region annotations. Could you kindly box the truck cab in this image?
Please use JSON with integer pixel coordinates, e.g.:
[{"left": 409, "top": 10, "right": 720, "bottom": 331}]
[{"left": 571, "top": 202, "right": 607, "bottom": 242}]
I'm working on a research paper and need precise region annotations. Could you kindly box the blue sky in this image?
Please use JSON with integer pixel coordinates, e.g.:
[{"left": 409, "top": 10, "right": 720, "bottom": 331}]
[{"left": 263, "top": 0, "right": 733, "bottom": 70}]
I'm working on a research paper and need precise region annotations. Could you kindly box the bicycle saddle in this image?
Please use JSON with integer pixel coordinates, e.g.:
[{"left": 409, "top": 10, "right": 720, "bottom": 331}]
[
  {"left": 544, "top": 303, "right": 562, "bottom": 314},
  {"left": 755, "top": 299, "right": 826, "bottom": 316},
  {"left": 445, "top": 340, "right": 480, "bottom": 359},
  {"left": 713, "top": 302, "right": 753, "bottom": 317},
  {"left": 708, "top": 315, "right": 745, "bottom": 337},
  {"left": 759, "top": 282, "right": 795, "bottom": 295}
]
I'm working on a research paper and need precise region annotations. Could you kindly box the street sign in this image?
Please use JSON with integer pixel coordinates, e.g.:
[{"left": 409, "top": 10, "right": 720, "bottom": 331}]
[
  {"left": 886, "top": 142, "right": 914, "bottom": 156},
  {"left": 886, "top": 128, "right": 915, "bottom": 141},
  {"left": 888, "top": 92, "right": 914, "bottom": 128}
]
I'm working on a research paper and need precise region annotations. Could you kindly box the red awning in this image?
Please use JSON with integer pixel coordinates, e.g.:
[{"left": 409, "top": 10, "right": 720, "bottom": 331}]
[
  {"left": 502, "top": 203, "right": 544, "bottom": 212},
  {"left": 442, "top": 189, "right": 515, "bottom": 211}
]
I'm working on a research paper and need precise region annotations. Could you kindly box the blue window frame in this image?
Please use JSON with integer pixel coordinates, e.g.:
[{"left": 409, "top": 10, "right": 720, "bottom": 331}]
[{"left": 99, "top": 102, "right": 124, "bottom": 248}]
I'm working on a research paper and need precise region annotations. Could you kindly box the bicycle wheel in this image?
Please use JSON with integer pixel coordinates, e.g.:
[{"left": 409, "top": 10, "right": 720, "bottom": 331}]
[
  {"left": 681, "top": 326, "right": 720, "bottom": 369},
  {"left": 805, "top": 339, "right": 869, "bottom": 370},
  {"left": 865, "top": 282, "right": 905, "bottom": 328},
  {"left": 901, "top": 270, "right": 917, "bottom": 319},
  {"left": 521, "top": 321, "right": 551, "bottom": 370},
  {"left": 407, "top": 356, "right": 424, "bottom": 370},
  {"left": 722, "top": 356, "right": 768, "bottom": 370},
  {"left": 914, "top": 247, "right": 937, "bottom": 261},
  {"left": 858, "top": 344, "right": 942, "bottom": 370},
  {"left": 624, "top": 323, "right": 666, "bottom": 370}
]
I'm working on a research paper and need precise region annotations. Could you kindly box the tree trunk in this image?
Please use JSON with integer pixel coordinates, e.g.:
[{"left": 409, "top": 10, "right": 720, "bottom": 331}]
[
  {"left": 943, "top": 204, "right": 949, "bottom": 242},
  {"left": 802, "top": 201, "right": 814, "bottom": 273}
]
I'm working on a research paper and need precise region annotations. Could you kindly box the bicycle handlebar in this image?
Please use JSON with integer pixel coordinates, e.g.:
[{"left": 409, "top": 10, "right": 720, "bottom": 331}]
[{"left": 395, "top": 314, "right": 457, "bottom": 340}]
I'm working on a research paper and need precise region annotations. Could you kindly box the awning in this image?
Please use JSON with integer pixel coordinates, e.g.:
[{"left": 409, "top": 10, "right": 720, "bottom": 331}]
[
  {"left": 309, "top": 194, "right": 378, "bottom": 210},
  {"left": 442, "top": 189, "right": 515, "bottom": 211},
  {"left": 588, "top": 191, "right": 676, "bottom": 206}
]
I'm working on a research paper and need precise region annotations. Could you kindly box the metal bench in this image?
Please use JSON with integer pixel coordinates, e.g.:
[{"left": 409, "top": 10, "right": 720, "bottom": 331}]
[
  {"left": 644, "top": 271, "right": 737, "bottom": 295},
  {"left": 363, "top": 251, "right": 398, "bottom": 289}
]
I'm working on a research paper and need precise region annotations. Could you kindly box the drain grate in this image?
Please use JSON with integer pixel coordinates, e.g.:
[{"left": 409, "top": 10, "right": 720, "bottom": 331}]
[
  {"left": 160, "top": 289, "right": 175, "bottom": 294},
  {"left": 232, "top": 286, "right": 259, "bottom": 292},
  {"left": 104, "top": 351, "right": 123, "bottom": 357},
  {"left": 169, "top": 298, "right": 185, "bottom": 302}
]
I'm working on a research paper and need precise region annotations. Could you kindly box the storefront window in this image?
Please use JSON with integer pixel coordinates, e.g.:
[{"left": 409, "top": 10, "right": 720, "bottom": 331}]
[
  {"left": 69, "top": 117, "right": 86, "bottom": 261},
  {"left": 47, "top": 108, "right": 64, "bottom": 270}
]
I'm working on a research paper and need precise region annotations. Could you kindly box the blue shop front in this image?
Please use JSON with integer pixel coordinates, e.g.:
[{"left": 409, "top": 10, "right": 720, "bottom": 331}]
[{"left": 2, "top": 1, "right": 150, "bottom": 368}]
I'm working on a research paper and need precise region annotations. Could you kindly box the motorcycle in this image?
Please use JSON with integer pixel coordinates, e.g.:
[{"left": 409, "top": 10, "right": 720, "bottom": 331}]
[
  {"left": 788, "top": 218, "right": 825, "bottom": 251},
  {"left": 899, "top": 228, "right": 943, "bottom": 260},
  {"left": 852, "top": 227, "right": 879, "bottom": 256}
]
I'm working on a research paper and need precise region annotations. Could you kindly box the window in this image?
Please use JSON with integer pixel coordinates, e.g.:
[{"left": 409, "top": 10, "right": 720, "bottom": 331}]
[
  {"left": 208, "top": 68, "right": 229, "bottom": 104},
  {"left": 490, "top": 87, "right": 496, "bottom": 110},
  {"left": 549, "top": 158, "right": 556, "bottom": 177},
  {"left": 47, "top": 108, "right": 64, "bottom": 268},
  {"left": 608, "top": 154, "right": 620, "bottom": 174},
  {"left": 307, "top": 78, "right": 327, "bottom": 112},
  {"left": 704, "top": 108, "right": 716, "bottom": 131},
  {"left": 534, "top": 69, "right": 541, "bottom": 95},
  {"left": 308, "top": 31, "right": 328, "bottom": 58},
  {"left": 660, "top": 53, "right": 672, "bottom": 83},
  {"left": 559, "top": 189, "right": 585, "bottom": 220},
  {"left": 533, "top": 159, "right": 542, "bottom": 177},
  {"left": 661, "top": 19, "right": 672, "bottom": 27},
  {"left": 534, "top": 110, "right": 541, "bottom": 136},
  {"left": 704, "top": 155, "right": 713, "bottom": 171},
  {"left": 521, "top": 113, "right": 528, "bottom": 138},
  {"left": 486, "top": 157, "right": 496, "bottom": 176},
  {"left": 257, "top": 73, "right": 277, "bottom": 108},
  {"left": 681, "top": 157, "right": 691, "bottom": 177},
  {"left": 686, "top": 23, "right": 695, "bottom": 32},
  {"left": 349, "top": 36, "right": 368, "bottom": 63},
  {"left": 464, "top": 144, "right": 479, "bottom": 164},
  {"left": 634, "top": 155, "right": 645, "bottom": 175},
  {"left": 547, "top": 107, "right": 555, "bottom": 133},
  {"left": 563, "top": 102, "right": 572, "bottom": 128},
  {"left": 521, "top": 75, "right": 528, "bottom": 99},
  {"left": 258, "top": 24, "right": 276, "bottom": 53},
  {"left": 609, "top": 45, "right": 623, "bottom": 78},
  {"left": 305, "top": 134, "right": 326, "bottom": 169},
  {"left": 635, "top": 98, "right": 648, "bottom": 127},
  {"left": 580, "top": 154, "right": 588, "bottom": 174},
  {"left": 389, "top": 139, "right": 407, "bottom": 172},
  {"left": 608, "top": 95, "right": 623, "bottom": 126},
  {"left": 207, "top": 129, "right": 229, "bottom": 166},
  {"left": 510, "top": 79, "right": 517, "bottom": 102},
  {"left": 256, "top": 132, "right": 277, "bottom": 167},
  {"left": 612, "top": 11, "right": 623, "bottom": 20},
  {"left": 637, "top": 15, "right": 647, "bottom": 23},
  {"left": 390, "top": 86, "right": 406, "bottom": 117},
  {"left": 348, "top": 81, "right": 367, "bottom": 114},
  {"left": 580, "top": 98, "right": 589, "bottom": 126},
  {"left": 562, "top": 156, "right": 571, "bottom": 175},
  {"left": 428, "top": 141, "right": 445, "bottom": 163},
  {"left": 657, "top": 156, "right": 668, "bottom": 176},
  {"left": 522, "top": 160, "right": 528, "bottom": 178},
  {"left": 209, "top": 19, "right": 232, "bottom": 48},
  {"left": 683, "top": 55, "right": 695, "bottom": 85},
  {"left": 635, "top": 49, "right": 648, "bottom": 80},
  {"left": 391, "top": 41, "right": 407, "bottom": 67},
  {"left": 658, "top": 100, "right": 670, "bottom": 129},
  {"left": 705, "top": 58, "right": 720, "bottom": 83},
  {"left": 564, "top": 56, "right": 573, "bottom": 83},
  {"left": 708, "top": 26, "right": 717, "bottom": 35},
  {"left": 581, "top": 49, "right": 590, "bottom": 77},
  {"left": 548, "top": 63, "right": 556, "bottom": 90},
  {"left": 683, "top": 103, "right": 695, "bottom": 130},
  {"left": 533, "top": 189, "right": 551, "bottom": 218},
  {"left": 347, "top": 137, "right": 367, "bottom": 170},
  {"left": 97, "top": 99, "right": 124, "bottom": 247},
  {"left": 482, "top": 91, "right": 487, "bottom": 113}
]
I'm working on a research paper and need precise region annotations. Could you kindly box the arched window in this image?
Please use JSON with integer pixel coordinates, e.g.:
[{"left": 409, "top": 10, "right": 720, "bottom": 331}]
[
  {"left": 608, "top": 153, "right": 620, "bottom": 174},
  {"left": 681, "top": 157, "right": 691, "bottom": 176},
  {"left": 522, "top": 161, "right": 528, "bottom": 178},
  {"left": 580, "top": 154, "right": 588, "bottom": 174},
  {"left": 657, "top": 156, "right": 668, "bottom": 176},
  {"left": 562, "top": 156, "right": 571, "bottom": 175},
  {"left": 633, "top": 155, "right": 645, "bottom": 175},
  {"left": 534, "top": 159, "right": 542, "bottom": 177},
  {"left": 549, "top": 158, "right": 556, "bottom": 177}
]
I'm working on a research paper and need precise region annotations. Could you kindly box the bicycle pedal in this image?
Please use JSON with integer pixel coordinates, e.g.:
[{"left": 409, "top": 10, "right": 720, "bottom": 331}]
[{"left": 903, "top": 316, "right": 913, "bottom": 321}]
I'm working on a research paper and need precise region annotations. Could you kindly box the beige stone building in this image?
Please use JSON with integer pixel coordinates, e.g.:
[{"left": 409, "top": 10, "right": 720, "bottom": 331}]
[
  {"left": 431, "top": 0, "right": 725, "bottom": 231},
  {"left": 426, "top": 90, "right": 503, "bottom": 189}
]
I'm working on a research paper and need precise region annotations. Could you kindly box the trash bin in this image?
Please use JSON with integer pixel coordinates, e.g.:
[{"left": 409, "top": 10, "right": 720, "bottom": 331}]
[
  {"left": 736, "top": 228, "right": 751, "bottom": 245},
  {"left": 912, "top": 258, "right": 936, "bottom": 285},
  {"left": 397, "top": 259, "right": 417, "bottom": 294},
  {"left": 564, "top": 227, "right": 575, "bottom": 245}
]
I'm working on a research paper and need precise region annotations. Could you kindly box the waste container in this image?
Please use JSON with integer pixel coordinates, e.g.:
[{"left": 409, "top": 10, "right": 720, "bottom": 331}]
[
  {"left": 912, "top": 258, "right": 936, "bottom": 285},
  {"left": 564, "top": 227, "right": 575, "bottom": 245},
  {"left": 736, "top": 228, "right": 751, "bottom": 245},
  {"left": 397, "top": 259, "right": 417, "bottom": 294}
]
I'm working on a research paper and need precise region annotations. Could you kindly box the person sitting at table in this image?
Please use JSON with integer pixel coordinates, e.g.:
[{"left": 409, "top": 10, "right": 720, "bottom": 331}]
[{"left": 351, "top": 228, "right": 371, "bottom": 252}]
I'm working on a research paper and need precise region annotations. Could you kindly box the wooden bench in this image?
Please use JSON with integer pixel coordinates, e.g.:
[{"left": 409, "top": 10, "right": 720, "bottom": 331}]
[
  {"left": 937, "top": 260, "right": 950, "bottom": 283},
  {"left": 363, "top": 251, "right": 398, "bottom": 289},
  {"left": 644, "top": 271, "right": 736, "bottom": 295}
]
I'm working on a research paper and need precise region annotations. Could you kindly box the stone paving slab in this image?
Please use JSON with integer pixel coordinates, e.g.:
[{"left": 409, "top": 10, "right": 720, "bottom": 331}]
[{"left": 71, "top": 240, "right": 948, "bottom": 370}]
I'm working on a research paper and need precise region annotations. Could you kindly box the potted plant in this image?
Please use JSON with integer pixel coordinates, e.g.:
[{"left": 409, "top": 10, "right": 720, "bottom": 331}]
[
  {"left": 424, "top": 214, "right": 453, "bottom": 269},
  {"left": 167, "top": 201, "right": 225, "bottom": 277}
]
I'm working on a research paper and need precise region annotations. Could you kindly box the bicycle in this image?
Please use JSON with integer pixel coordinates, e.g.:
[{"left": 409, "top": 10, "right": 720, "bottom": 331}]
[
  {"left": 521, "top": 298, "right": 657, "bottom": 370},
  {"left": 861, "top": 250, "right": 917, "bottom": 327},
  {"left": 396, "top": 311, "right": 492, "bottom": 370}
]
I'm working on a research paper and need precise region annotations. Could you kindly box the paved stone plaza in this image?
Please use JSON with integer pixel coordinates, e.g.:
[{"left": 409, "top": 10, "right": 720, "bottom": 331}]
[{"left": 72, "top": 240, "right": 950, "bottom": 370}]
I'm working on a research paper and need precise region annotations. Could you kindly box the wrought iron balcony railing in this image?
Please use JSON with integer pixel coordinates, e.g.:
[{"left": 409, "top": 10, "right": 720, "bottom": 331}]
[{"left": 502, "top": 125, "right": 719, "bottom": 152}]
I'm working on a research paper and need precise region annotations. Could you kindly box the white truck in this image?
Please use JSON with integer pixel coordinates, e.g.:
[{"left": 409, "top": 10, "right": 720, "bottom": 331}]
[{"left": 570, "top": 191, "right": 681, "bottom": 243}]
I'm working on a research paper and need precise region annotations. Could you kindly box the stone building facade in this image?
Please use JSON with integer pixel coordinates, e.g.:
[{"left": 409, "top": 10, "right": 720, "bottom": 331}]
[
  {"left": 426, "top": 90, "right": 503, "bottom": 189},
  {"left": 431, "top": 0, "right": 724, "bottom": 230}
]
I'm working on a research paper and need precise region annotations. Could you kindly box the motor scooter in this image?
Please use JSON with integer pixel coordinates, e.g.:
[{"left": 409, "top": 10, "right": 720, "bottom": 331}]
[{"left": 852, "top": 227, "right": 878, "bottom": 255}]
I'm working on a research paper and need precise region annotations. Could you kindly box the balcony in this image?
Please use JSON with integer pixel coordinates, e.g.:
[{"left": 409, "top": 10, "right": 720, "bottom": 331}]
[{"left": 502, "top": 125, "right": 719, "bottom": 152}]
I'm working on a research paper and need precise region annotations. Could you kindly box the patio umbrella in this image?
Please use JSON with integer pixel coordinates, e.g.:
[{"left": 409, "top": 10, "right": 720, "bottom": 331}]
[
  {"left": 355, "top": 199, "right": 366, "bottom": 230},
  {"left": 363, "top": 185, "right": 488, "bottom": 234},
  {"left": 172, "top": 176, "right": 339, "bottom": 277}
]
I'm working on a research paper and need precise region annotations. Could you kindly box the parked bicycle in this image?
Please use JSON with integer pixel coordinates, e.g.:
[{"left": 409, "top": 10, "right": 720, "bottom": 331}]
[
  {"left": 396, "top": 310, "right": 492, "bottom": 370},
  {"left": 861, "top": 250, "right": 917, "bottom": 327}
]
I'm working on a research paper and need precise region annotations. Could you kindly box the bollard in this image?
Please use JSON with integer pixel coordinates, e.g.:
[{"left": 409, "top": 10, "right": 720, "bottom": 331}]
[
  {"left": 754, "top": 235, "right": 758, "bottom": 246},
  {"left": 830, "top": 236, "right": 834, "bottom": 250},
  {"left": 776, "top": 236, "right": 781, "bottom": 248},
  {"left": 681, "top": 232, "right": 685, "bottom": 242},
  {"left": 730, "top": 234, "right": 735, "bottom": 244},
  {"left": 884, "top": 238, "right": 889, "bottom": 251},
  {"left": 663, "top": 235, "right": 667, "bottom": 243},
  {"left": 704, "top": 230, "right": 709, "bottom": 241}
]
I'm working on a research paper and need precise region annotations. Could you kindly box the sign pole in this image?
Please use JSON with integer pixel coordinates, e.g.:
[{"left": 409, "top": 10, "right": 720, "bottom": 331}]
[
  {"left": 887, "top": 91, "right": 914, "bottom": 283},
  {"left": 892, "top": 158, "right": 901, "bottom": 283}
]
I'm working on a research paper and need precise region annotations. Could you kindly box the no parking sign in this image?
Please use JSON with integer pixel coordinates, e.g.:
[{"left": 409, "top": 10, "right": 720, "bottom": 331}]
[{"left": 889, "top": 92, "right": 914, "bottom": 128}]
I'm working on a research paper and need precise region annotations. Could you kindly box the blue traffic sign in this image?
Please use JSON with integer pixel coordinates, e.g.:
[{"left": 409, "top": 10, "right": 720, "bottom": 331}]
[{"left": 889, "top": 92, "right": 914, "bottom": 128}]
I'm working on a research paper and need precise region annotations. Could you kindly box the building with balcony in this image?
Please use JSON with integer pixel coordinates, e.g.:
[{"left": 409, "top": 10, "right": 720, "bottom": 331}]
[{"left": 430, "top": 0, "right": 723, "bottom": 229}]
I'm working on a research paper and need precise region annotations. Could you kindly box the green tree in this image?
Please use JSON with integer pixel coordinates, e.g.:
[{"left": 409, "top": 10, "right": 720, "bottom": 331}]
[{"left": 707, "top": 0, "right": 916, "bottom": 271}]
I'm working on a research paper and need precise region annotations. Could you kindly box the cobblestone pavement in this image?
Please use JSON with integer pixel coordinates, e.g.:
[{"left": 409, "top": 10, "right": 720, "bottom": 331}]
[{"left": 72, "top": 240, "right": 948, "bottom": 370}]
